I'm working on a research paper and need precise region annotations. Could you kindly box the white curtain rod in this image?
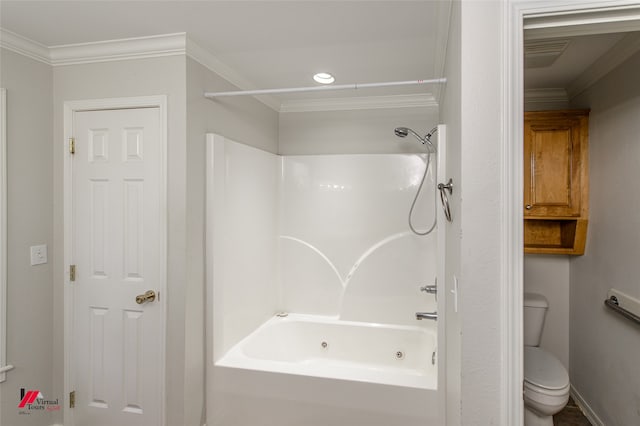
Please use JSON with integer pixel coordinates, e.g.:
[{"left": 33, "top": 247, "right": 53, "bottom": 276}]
[{"left": 204, "top": 78, "right": 447, "bottom": 98}]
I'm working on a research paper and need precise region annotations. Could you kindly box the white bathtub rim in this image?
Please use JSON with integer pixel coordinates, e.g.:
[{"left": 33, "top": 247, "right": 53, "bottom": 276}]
[
  {"left": 249, "top": 312, "right": 436, "bottom": 332},
  {"left": 215, "top": 313, "right": 437, "bottom": 390}
]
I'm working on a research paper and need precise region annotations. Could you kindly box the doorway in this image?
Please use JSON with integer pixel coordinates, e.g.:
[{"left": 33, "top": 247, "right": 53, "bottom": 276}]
[{"left": 507, "top": 2, "right": 640, "bottom": 425}]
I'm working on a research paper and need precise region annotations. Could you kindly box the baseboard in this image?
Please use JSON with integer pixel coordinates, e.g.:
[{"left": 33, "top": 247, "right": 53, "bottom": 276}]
[{"left": 570, "top": 385, "right": 605, "bottom": 426}]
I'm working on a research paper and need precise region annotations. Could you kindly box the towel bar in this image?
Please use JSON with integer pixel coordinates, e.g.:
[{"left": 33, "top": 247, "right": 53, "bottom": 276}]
[
  {"left": 0, "top": 364, "right": 14, "bottom": 382},
  {"left": 605, "top": 296, "right": 640, "bottom": 326}
]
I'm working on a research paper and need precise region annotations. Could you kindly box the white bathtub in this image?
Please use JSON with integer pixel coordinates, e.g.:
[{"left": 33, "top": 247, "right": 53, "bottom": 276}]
[
  {"left": 211, "top": 314, "right": 439, "bottom": 425},
  {"left": 216, "top": 313, "right": 437, "bottom": 389}
]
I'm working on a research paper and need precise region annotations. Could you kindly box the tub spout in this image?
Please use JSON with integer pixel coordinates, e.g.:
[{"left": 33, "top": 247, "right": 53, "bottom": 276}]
[{"left": 416, "top": 311, "right": 438, "bottom": 321}]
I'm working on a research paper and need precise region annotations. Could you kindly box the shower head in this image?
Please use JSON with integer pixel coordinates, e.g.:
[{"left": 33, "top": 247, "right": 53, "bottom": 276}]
[
  {"left": 394, "top": 127, "right": 410, "bottom": 138},
  {"left": 394, "top": 126, "right": 437, "bottom": 153}
]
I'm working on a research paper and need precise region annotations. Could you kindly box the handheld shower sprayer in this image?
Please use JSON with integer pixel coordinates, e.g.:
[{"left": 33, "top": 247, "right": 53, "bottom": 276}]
[
  {"left": 394, "top": 125, "right": 439, "bottom": 236},
  {"left": 394, "top": 127, "right": 437, "bottom": 153}
]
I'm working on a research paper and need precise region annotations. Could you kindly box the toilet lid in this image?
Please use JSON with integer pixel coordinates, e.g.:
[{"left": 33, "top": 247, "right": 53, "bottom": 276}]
[{"left": 524, "top": 347, "right": 569, "bottom": 390}]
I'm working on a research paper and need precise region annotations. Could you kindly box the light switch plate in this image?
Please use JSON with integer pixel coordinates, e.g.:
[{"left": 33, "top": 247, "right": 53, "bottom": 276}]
[{"left": 30, "top": 244, "right": 47, "bottom": 266}]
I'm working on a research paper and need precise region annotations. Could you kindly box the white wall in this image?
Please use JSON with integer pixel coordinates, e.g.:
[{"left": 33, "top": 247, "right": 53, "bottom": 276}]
[
  {"left": 459, "top": 2, "right": 506, "bottom": 424},
  {"left": 279, "top": 107, "right": 438, "bottom": 155},
  {"left": 0, "top": 47, "right": 54, "bottom": 426},
  {"left": 568, "top": 50, "right": 640, "bottom": 425},
  {"left": 523, "top": 255, "right": 570, "bottom": 368},
  {"left": 439, "top": 0, "right": 462, "bottom": 423}
]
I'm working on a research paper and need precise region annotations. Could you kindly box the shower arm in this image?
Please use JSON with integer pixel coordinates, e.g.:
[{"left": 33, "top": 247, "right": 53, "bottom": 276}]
[{"left": 423, "top": 127, "right": 438, "bottom": 153}]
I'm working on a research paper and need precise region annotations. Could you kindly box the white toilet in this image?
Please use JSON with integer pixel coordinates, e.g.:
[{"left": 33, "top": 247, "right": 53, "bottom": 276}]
[{"left": 523, "top": 293, "right": 570, "bottom": 426}]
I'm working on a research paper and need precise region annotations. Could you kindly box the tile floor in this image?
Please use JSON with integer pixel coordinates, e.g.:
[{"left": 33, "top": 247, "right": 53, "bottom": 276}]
[{"left": 553, "top": 397, "right": 592, "bottom": 426}]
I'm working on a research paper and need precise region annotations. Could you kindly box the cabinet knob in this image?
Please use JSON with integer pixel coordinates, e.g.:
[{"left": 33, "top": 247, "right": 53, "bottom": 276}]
[{"left": 525, "top": 204, "right": 532, "bottom": 210}]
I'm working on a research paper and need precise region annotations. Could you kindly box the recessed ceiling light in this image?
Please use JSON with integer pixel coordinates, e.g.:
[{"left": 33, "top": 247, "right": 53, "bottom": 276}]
[{"left": 313, "top": 72, "right": 335, "bottom": 84}]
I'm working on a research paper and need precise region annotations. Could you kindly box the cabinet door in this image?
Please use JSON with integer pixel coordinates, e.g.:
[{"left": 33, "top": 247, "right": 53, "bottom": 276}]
[{"left": 524, "top": 115, "right": 584, "bottom": 217}]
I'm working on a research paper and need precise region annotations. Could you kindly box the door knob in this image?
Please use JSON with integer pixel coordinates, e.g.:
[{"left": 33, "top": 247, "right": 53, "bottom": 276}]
[
  {"left": 525, "top": 204, "right": 532, "bottom": 210},
  {"left": 136, "top": 290, "right": 156, "bottom": 305}
]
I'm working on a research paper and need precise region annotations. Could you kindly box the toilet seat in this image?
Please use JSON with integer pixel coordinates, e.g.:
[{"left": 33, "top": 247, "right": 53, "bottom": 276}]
[{"left": 524, "top": 347, "right": 569, "bottom": 391}]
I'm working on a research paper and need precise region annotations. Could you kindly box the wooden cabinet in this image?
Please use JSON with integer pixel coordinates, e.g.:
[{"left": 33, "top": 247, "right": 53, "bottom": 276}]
[{"left": 523, "top": 110, "right": 589, "bottom": 255}]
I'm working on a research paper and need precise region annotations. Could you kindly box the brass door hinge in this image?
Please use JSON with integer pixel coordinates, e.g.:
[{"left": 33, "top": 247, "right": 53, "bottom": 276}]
[
  {"left": 69, "top": 138, "right": 75, "bottom": 154},
  {"left": 69, "top": 390, "right": 75, "bottom": 408},
  {"left": 70, "top": 265, "right": 76, "bottom": 282}
]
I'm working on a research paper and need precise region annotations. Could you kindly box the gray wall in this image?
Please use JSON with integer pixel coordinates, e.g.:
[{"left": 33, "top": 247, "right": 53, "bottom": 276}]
[
  {"left": 0, "top": 50, "right": 280, "bottom": 426},
  {"left": 52, "top": 56, "right": 189, "bottom": 426},
  {"left": 186, "top": 57, "right": 278, "bottom": 426},
  {"left": 279, "top": 107, "right": 437, "bottom": 155},
  {"left": 523, "top": 255, "right": 570, "bottom": 368},
  {"left": 188, "top": 58, "right": 278, "bottom": 155},
  {"left": 0, "top": 48, "right": 54, "bottom": 426},
  {"left": 569, "top": 50, "right": 640, "bottom": 425}
]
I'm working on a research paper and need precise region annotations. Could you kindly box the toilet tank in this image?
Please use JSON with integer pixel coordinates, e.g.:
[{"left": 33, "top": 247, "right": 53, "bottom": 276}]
[{"left": 524, "top": 293, "right": 548, "bottom": 347}]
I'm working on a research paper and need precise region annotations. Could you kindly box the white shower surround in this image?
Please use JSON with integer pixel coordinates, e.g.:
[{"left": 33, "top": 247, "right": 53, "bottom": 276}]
[
  {"left": 280, "top": 153, "right": 437, "bottom": 323},
  {"left": 206, "top": 133, "right": 443, "bottom": 425}
]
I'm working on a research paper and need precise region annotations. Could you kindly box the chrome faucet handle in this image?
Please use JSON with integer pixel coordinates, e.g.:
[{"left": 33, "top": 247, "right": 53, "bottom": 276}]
[
  {"left": 420, "top": 285, "right": 437, "bottom": 294},
  {"left": 420, "top": 282, "right": 437, "bottom": 302}
]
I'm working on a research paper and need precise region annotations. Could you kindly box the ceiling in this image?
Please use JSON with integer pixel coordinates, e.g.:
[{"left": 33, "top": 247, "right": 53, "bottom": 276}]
[
  {"left": 4, "top": 2, "right": 637, "bottom": 107},
  {"left": 524, "top": 32, "right": 640, "bottom": 97},
  {"left": 523, "top": 10, "right": 640, "bottom": 100},
  {"left": 0, "top": 1, "right": 450, "bottom": 103},
  {"left": 525, "top": 33, "right": 625, "bottom": 90}
]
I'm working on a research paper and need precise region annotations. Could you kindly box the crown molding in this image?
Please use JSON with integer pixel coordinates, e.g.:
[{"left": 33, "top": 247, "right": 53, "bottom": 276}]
[
  {"left": 524, "top": 5, "right": 640, "bottom": 40},
  {"left": 0, "top": 29, "right": 51, "bottom": 65},
  {"left": 279, "top": 93, "right": 438, "bottom": 113},
  {"left": 49, "top": 32, "right": 187, "bottom": 66},
  {"left": 0, "top": 28, "right": 280, "bottom": 110},
  {"left": 0, "top": 30, "right": 189, "bottom": 66},
  {"left": 567, "top": 31, "right": 640, "bottom": 100},
  {"left": 186, "top": 38, "right": 280, "bottom": 111},
  {"left": 1, "top": 28, "right": 437, "bottom": 113}
]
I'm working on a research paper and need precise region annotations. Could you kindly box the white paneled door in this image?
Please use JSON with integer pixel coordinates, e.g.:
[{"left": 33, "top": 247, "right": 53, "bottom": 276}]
[{"left": 71, "top": 108, "right": 164, "bottom": 426}]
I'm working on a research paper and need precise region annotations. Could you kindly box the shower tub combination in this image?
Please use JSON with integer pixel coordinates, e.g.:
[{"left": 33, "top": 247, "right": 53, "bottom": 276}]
[
  {"left": 206, "top": 132, "right": 446, "bottom": 426},
  {"left": 212, "top": 314, "right": 438, "bottom": 425}
]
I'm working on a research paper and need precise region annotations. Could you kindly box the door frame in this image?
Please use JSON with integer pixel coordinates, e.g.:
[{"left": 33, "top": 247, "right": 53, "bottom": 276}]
[
  {"left": 504, "top": 2, "right": 640, "bottom": 425},
  {"left": 0, "top": 89, "right": 7, "bottom": 384},
  {"left": 63, "top": 95, "right": 167, "bottom": 426}
]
